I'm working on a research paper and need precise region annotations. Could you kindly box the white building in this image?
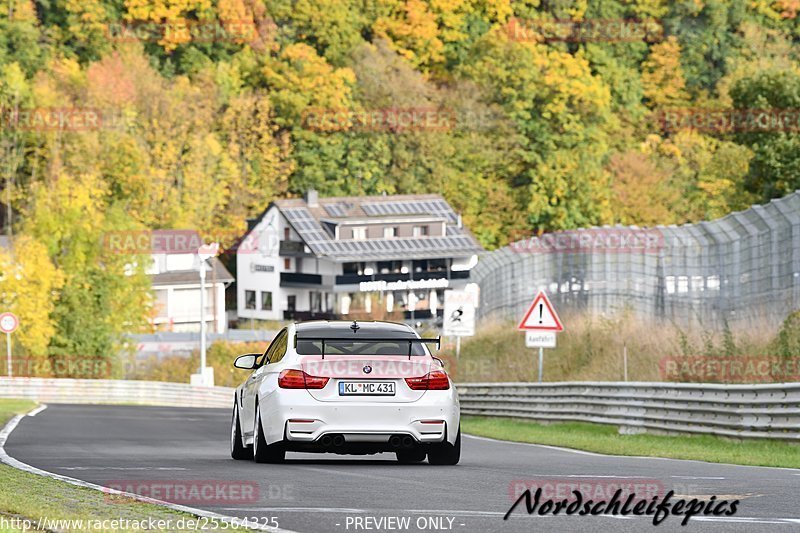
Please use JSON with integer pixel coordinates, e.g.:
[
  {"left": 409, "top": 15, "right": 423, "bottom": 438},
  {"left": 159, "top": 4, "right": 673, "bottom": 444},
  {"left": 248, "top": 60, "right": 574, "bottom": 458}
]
[
  {"left": 235, "top": 191, "right": 483, "bottom": 322},
  {"left": 149, "top": 247, "right": 234, "bottom": 334}
]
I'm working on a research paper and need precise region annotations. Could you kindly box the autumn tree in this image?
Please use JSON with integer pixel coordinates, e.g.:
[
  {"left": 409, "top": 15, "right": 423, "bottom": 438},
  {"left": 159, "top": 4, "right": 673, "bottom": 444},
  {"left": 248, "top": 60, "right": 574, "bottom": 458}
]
[
  {"left": 641, "top": 36, "right": 689, "bottom": 108},
  {"left": 0, "top": 236, "right": 63, "bottom": 360},
  {"left": 731, "top": 70, "right": 800, "bottom": 200},
  {"left": 23, "top": 173, "right": 152, "bottom": 364}
]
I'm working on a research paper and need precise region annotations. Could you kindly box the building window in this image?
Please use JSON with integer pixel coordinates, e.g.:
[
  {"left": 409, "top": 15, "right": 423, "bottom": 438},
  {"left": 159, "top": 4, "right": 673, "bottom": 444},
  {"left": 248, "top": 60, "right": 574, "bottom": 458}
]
[
  {"left": 413, "top": 225, "right": 429, "bottom": 237},
  {"left": 377, "top": 261, "right": 402, "bottom": 274},
  {"left": 383, "top": 226, "right": 397, "bottom": 238},
  {"left": 245, "top": 290, "right": 256, "bottom": 310},
  {"left": 343, "top": 262, "right": 363, "bottom": 275},
  {"left": 261, "top": 291, "right": 272, "bottom": 311},
  {"left": 428, "top": 258, "right": 447, "bottom": 271},
  {"left": 284, "top": 258, "right": 291, "bottom": 270},
  {"left": 154, "top": 289, "right": 168, "bottom": 316},
  {"left": 284, "top": 227, "right": 290, "bottom": 240},
  {"left": 352, "top": 227, "right": 367, "bottom": 240}
]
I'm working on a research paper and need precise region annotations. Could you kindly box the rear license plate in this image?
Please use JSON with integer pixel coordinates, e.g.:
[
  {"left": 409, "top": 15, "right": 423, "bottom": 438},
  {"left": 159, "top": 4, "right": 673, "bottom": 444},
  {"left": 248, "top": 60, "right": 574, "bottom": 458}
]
[{"left": 338, "top": 381, "right": 396, "bottom": 396}]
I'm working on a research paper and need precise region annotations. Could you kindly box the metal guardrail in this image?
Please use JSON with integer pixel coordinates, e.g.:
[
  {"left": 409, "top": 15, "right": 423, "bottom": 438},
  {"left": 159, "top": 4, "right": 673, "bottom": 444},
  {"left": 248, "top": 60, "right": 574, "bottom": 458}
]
[
  {"left": 458, "top": 381, "right": 800, "bottom": 440},
  {"left": 0, "top": 378, "right": 234, "bottom": 408},
  {"left": 2, "top": 378, "right": 798, "bottom": 440}
]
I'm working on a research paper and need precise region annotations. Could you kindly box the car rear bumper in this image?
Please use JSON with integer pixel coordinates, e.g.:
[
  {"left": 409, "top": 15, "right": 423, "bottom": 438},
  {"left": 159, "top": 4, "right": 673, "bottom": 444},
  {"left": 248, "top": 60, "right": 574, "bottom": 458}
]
[{"left": 260, "top": 388, "right": 460, "bottom": 446}]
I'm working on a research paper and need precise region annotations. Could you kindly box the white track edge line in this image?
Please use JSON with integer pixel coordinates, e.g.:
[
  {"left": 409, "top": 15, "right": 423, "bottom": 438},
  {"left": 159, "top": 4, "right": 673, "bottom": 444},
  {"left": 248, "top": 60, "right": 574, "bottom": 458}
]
[{"left": 0, "top": 405, "right": 297, "bottom": 533}]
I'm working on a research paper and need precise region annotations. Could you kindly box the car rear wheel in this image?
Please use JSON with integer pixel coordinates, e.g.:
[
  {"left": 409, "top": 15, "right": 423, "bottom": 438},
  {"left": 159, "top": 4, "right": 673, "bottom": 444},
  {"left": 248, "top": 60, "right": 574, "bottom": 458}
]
[
  {"left": 427, "top": 426, "right": 460, "bottom": 465},
  {"left": 230, "top": 403, "right": 251, "bottom": 460},
  {"left": 396, "top": 449, "right": 426, "bottom": 463},
  {"left": 253, "top": 404, "right": 285, "bottom": 464}
]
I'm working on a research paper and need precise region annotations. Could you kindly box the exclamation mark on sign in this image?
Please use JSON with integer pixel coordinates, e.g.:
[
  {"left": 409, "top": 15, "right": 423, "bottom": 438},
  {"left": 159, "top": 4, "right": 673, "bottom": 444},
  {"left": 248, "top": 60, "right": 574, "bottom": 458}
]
[{"left": 538, "top": 303, "right": 543, "bottom": 324}]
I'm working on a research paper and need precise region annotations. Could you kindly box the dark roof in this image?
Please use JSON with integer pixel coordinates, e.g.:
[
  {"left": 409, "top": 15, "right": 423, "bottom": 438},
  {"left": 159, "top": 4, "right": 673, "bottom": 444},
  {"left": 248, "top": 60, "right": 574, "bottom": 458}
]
[
  {"left": 150, "top": 257, "right": 234, "bottom": 286},
  {"left": 295, "top": 320, "right": 418, "bottom": 338},
  {"left": 267, "top": 193, "right": 484, "bottom": 262}
]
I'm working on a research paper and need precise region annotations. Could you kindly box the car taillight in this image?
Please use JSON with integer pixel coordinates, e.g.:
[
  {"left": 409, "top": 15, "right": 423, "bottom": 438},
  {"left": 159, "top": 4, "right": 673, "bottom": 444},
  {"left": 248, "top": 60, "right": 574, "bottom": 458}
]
[
  {"left": 278, "top": 369, "right": 329, "bottom": 389},
  {"left": 405, "top": 370, "right": 450, "bottom": 390}
]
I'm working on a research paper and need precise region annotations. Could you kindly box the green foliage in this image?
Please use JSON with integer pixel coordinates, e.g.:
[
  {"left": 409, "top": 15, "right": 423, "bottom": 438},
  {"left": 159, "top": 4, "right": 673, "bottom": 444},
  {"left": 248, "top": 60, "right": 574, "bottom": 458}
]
[
  {"left": 731, "top": 70, "right": 800, "bottom": 199},
  {"left": 772, "top": 310, "right": 800, "bottom": 360},
  {"left": 463, "top": 417, "right": 800, "bottom": 469}
]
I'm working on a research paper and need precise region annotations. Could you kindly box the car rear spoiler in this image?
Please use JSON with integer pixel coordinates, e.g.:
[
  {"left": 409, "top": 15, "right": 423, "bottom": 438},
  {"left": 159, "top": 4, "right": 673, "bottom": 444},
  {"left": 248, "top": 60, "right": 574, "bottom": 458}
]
[{"left": 295, "top": 336, "right": 441, "bottom": 360}]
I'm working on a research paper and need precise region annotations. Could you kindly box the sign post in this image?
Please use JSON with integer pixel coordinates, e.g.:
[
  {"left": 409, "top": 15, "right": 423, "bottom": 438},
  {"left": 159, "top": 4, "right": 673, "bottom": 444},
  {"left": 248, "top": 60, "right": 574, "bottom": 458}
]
[
  {"left": 517, "top": 291, "right": 563, "bottom": 382},
  {"left": 443, "top": 290, "right": 476, "bottom": 359},
  {"left": 0, "top": 312, "right": 19, "bottom": 377},
  {"left": 194, "top": 243, "right": 219, "bottom": 387}
]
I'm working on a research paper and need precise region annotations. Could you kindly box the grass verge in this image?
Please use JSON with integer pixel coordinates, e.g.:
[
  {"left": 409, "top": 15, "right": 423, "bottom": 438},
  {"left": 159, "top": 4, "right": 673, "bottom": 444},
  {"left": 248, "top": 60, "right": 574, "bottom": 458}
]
[
  {"left": 462, "top": 416, "right": 800, "bottom": 469},
  {"left": 0, "top": 399, "right": 252, "bottom": 532}
]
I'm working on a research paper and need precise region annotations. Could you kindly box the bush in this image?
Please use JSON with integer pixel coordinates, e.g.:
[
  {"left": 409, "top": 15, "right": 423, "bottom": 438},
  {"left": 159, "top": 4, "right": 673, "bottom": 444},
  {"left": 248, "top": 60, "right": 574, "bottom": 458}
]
[
  {"left": 125, "top": 340, "right": 271, "bottom": 387},
  {"left": 772, "top": 310, "right": 800, "bottom": 359}
]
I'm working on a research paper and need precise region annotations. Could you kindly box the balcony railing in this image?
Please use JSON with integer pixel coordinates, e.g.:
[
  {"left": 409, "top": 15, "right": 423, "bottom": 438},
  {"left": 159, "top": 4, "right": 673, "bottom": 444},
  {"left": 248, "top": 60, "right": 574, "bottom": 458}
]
[
  {"left": 280, "top": 272, "right": 322, "bottom": 286},
  {"left": 335, "top": 269, "right": 469, "bottom": 285}
]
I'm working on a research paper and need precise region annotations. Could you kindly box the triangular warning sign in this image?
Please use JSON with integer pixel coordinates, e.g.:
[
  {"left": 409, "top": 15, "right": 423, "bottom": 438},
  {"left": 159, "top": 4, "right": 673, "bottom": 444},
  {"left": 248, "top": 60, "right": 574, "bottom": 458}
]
[{"left": 518, "top": 291, "right": 564, "bottom": 331}]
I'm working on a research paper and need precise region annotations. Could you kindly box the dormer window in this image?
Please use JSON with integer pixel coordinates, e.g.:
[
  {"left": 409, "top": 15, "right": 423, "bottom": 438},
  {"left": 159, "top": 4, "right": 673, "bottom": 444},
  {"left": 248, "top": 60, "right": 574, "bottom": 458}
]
[
  {"left": 413, "top": 225, "right": 429, "bottom": 237},
  {"left": 352, "top": 227, "right": 367, "bottom": 240},
  {"left": 383, "top": 226, "right": 397, "bottom": 238}
]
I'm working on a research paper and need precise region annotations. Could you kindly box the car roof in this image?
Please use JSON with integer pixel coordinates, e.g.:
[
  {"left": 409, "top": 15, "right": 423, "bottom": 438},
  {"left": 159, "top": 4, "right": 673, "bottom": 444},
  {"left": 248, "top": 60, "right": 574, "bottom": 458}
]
[{"left": 294, "top": 320, "right": 418, "bottom": 339}]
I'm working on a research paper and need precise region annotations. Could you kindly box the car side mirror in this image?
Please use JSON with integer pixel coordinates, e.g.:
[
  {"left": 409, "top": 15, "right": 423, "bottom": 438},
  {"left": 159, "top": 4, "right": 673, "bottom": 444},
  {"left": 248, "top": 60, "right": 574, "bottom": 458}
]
[{"left": 234, "top": 353, "right": 260, "bottom": 369}]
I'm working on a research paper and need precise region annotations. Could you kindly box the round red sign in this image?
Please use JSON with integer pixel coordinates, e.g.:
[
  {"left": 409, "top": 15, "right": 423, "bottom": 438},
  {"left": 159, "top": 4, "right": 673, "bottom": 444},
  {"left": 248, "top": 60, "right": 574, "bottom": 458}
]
[{"left": 0, "top": 312, "right": 19, "bottom": 334}]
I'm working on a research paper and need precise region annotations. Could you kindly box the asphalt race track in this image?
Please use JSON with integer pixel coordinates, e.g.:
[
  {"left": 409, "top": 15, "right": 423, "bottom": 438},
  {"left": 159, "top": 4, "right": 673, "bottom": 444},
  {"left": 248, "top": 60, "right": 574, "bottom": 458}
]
[{"left": 5, "top": 405, "right": 800, "bottom": 533}]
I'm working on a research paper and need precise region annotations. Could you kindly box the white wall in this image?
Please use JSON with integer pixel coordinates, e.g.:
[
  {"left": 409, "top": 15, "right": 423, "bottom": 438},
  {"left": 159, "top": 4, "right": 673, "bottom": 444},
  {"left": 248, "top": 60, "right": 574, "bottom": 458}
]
[{"left": 236, "top": 206, "right": 284, "bottom": 321}]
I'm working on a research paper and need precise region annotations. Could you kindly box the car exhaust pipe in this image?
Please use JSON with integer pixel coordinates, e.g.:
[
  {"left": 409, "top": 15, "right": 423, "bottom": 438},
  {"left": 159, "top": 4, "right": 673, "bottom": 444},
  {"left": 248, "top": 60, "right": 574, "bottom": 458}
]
[
  {"left": 332, "top": 435, "right": 345, "bottom": 447},
  {"left": 389, "top": 435, "right": 402, "bottom": 448},
  {"left": 320, "top": 435, "right": 333, "bottom": 447},
  {"left": 401, "top": 435, "right": 414, "bottom": 448}
]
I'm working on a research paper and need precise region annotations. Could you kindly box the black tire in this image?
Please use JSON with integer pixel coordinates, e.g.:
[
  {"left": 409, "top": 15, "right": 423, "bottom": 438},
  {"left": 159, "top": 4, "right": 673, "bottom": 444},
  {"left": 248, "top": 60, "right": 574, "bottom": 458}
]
[
  {"left": 396, "top": 449, "right": 426, "bottom": 463},
  {"left": 253, "top": 404, "right": 286, "bottom": 464},
  {"left": 230, "top": 403, "right": 251, "bottom": 460},
  {"left": 428, "top": 426, "right": 461, "bottom": 465}
]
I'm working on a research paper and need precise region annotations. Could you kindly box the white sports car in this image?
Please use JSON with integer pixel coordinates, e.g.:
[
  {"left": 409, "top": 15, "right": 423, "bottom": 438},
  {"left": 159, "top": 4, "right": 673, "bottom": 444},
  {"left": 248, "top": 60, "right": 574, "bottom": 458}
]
[{"left": 230, "top": 320, "right": 460, "bottom": 465}]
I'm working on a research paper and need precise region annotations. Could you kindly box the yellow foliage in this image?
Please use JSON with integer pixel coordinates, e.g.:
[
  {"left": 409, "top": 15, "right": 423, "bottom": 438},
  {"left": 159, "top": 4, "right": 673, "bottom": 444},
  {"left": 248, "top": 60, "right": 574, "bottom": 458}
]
[
  {"left": 262, "top": 43, "right": 356, "bottom": 125},
  {"left": 2, "top": 0, "right": 37, "bottom": 21},
  {"left": 124, "top": 0, "right": 215, "bottom": 50},
  {"left": 0, "top": 237, "right": 64, "bottom": 358},
  {"left": 374, "top": 0, "right": 446, "bottom": 69},
  {"left": 642, "top": 36, "right": 689, "bottom": 108},
  {"left": 65, "top": 0, "right": 110, "bottom": 33}
]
